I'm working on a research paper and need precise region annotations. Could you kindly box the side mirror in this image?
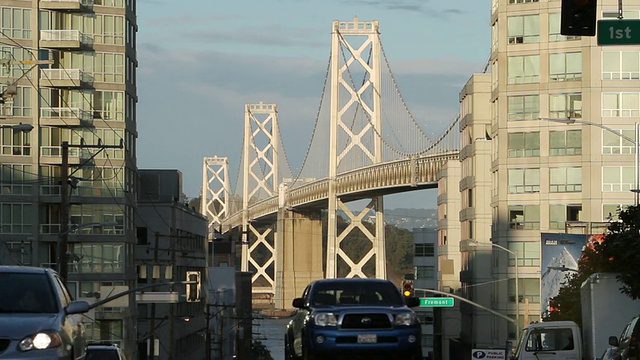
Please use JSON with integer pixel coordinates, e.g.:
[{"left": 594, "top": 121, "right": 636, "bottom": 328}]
[
  {"left": 292, "top": 298, "right": 306, "bottom": 309},
  {"left": 404, "top": 296, "right": 420, "bottom": 308},
  {"left": 66, "top": 300, "right": 90, "bottom": 314},
  {"left": 609, "top": 336, "right": 619, "bottom": 347}
]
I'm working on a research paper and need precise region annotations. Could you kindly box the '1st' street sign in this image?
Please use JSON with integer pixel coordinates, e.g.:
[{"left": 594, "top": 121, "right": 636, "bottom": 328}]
[
  {"left": 420, "top": 297, "right": 454, "bottom": 307},
  {"left": 598, "top": 19, "right": 640, "bottom": 45}
]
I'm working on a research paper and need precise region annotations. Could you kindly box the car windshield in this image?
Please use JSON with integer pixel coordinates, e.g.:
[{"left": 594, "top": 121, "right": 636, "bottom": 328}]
[
  {"left": 311, "top": 281, "right": 404, "bottom": 306},
  {"left": 0, "top": 273, "right": 58, "bottom": 313}
]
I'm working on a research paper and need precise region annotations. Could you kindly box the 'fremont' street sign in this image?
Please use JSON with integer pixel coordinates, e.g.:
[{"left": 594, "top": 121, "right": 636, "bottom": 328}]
[
  {"left": 598, "top": 19, "right": 640, "bottom": 45},
  {"left": 420, "top": 297, "right": 454, "bottom": 307}
]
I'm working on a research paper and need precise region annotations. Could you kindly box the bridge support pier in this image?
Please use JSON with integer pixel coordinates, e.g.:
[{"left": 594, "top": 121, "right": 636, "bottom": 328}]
[{"left": 274, "top": 208, "right": 324, "bottom": 309}]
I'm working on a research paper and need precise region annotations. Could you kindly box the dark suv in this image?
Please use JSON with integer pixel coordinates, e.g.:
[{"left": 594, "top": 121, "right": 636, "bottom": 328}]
[
  {"left": 0, "top": 265, "right": 89, "bottom": 359},
  {"left": 285, "top": 278, "right": 422, "bottom": 360},
  {"left": 608, "top": 315, "right": 640, "bottom": 360}
]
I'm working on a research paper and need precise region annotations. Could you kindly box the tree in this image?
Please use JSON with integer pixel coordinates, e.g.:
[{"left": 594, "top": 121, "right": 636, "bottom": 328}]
[
  {"left": 593, "top": 205, "right": 640, "bottom": 299},
  {"left": 544, "top": 205, "right": 640, "bottom": 322}
]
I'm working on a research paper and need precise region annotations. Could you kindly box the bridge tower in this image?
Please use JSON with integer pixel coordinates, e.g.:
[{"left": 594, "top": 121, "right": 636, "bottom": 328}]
[
  {"left": 242, "top": 102, "right": 280, "bottom": 298},
  {"left": 201, "top": 156, "right": 230, "bottom": 237},
  {"left": 327, "top": 17, "right": 386, "bottom": 279}
]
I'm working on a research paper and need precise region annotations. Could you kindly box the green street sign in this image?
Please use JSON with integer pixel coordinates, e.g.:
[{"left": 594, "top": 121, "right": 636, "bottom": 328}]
[
  {"left": 598, "top": 19, "right": 640, "bottom": 45},
  {"left": 420, "top": 297, "right": 454, "bottom": 307}
]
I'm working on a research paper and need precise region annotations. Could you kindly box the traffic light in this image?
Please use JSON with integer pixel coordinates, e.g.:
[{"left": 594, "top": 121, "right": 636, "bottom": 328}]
[
  {"left": 561, "top": 0, "right": 597, "bottom": 36},
  {"left": 402, "top": 279, "right": 414, "bottom": 297},
  {"left": 186, "top": 271, "right": 201, "bottom": 302}
]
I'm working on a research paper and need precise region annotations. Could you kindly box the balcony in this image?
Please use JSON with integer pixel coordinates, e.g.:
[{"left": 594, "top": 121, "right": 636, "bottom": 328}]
[
  {"left": 40, "top": 30, "right": 93, "bottom": 49},
  {"left": 40, "top": 69, "right": 93, "bottom": 88},
  {"left": 41, "top": 107, "right": 92, "bottom": 127},
  {"left": 40, "top": 146, "right": 92, "bottom": 165},
  {"left": 39, "top": 0, "right": 93, "bottom": 12}
]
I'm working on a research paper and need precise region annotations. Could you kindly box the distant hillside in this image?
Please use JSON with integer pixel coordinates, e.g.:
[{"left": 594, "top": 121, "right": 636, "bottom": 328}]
[{"left": 384, "top": 208, "right": 437, "bottom": 230}]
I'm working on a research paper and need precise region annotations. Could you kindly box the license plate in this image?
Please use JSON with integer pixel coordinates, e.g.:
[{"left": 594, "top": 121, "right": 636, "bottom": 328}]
[{"left": 357, "top": 334, "right": 377, "bottom": 343}]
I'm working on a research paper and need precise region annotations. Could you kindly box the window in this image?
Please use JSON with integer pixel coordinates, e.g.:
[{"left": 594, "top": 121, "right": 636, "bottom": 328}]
[
  {"left": 85, "top": 14, "right": 125, "bottom": 45},
  {"left": 508, "top": 15, "right": 539, "bottom": 44},
  {"left": 550, "top": 204, "right": 583, "bottom": 229},
  {"left": 602, "top": 128, "right": 635, "bottom": 154},
  {"left": 508, "top": 55, "right": 540, "bottom": 84},
  {"left": 85, "top": 319, "right": 124, "bottom": 345},
  {"left": 415, "top": 243, "right": 435, "bottom": 257},
  {"left": 550, "top": 93, "right": 582, "bottom": 118},
  {"left": 69, "top": 204, "right": 124, "bottom": 234},
  {"left": 603, "top": 204, "right": 628, "bottom": 221},
  {"left": 508, "top": 168, "right": 540, "bottom": 193},
  {"left": 508, "top": 205, "right": 540, "bottom": 230},
  {"left": 76, "top": 243, "right": 125, "bottom": 273},
  {"left": 12, "top": 86, "right": 32, "bottom": 117},
  {"left": 508, "top": 95, "right": 539, "bottom": 120},
  {"left": 0, "top": 203, "right": 32, "bottom": 233},
  {"left": 510, "top": 242, "right": 540, "bottom": 267},
  {"left": 415, "top": 266, "right": 436, "bottom": 280},
  {"left": 508, "top": 132, "right": 540, "bottom": 157},
  {"left": 602, "top": 10, "right": 640, "bottom": 20},
  {"left": 94, "top": 0, "right": 125, "bottom": 7},
  {"left": 76, "top": 166, "right": 125, "bottom": 197},
  {"left": 5, "top": 241, "right": 32, "bottom": 265},
  {"left": 550, "top": 167, "right": 582, "bottom": 192},
  {"left": 603, "top": 51, "right": 640, "bottom": 80},
  {"left": 550, "top": 130, "right": 581, "bottom": 156},
  {"left": 1, "top": 164, "right": 34, "bottom": 195},
  {"left": 603, "top": 92, "right": 640, "bottom": 117},
  {"left": 0, "top": 7, "right": 31, "bottom": 39},
  {"left": 417, "top": 309, "right": 434, "bottom": 325},
  {"left": 94, "top": 91, "right": 125, "bottom": 121},
  {"left": 93, "top": 52, "right": 125, "bottom": 83},
  {"left": 0, "top": 126, "right": 31, "bottom": 156},
  {"left": 509, "top": 278, "right": 540, "bottom": 304},
  {"left": 602, "top": 166, "right": 634, "bottom": 192},
  {"left": 550, "top": 52, "right": 582, "bottom": 81}
]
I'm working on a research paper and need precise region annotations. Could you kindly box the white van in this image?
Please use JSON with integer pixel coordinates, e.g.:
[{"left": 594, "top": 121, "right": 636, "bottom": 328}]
[{"left": 512, "top": 321, "right": 582, "bottom": 360}]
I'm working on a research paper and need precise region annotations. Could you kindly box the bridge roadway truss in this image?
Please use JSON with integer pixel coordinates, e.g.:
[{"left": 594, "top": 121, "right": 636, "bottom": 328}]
[{"left": 203, "top": 17, "right": 459, "bottom": 309}]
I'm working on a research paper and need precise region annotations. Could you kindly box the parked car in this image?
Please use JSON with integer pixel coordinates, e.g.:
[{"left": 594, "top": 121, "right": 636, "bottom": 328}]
[
  {"left": 608, "top": 315, "right": 640, "bottom": 360},
  {"left": 285, "top": 278, "right": 422, "bottom": 360},
  {"left": 85, "top": 342, "right": 127, "bottom": 360},
  {"left": 0, "top": 265, "right": 89, "bottom": 359}
]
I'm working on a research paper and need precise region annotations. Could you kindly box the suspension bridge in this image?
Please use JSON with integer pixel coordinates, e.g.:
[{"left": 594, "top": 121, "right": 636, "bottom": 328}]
[{"left": 201, "top": 17, "right": 461, "bottom": 309}]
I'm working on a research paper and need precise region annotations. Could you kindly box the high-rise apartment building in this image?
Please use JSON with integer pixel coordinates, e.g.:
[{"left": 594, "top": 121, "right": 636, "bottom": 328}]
[
  {"left": 452, "top": 0, "right": 640, "bottom": 353},
  {"left": 0, "top": 0, "right": 138, "bottom": 356}
]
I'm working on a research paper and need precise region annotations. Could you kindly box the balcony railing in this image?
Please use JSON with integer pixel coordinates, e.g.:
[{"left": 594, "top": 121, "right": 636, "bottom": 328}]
[
  {"left": 40, "top": 68, "right": 94, "bottom": 88},
  {"left": 39, "top": 0, "right": 94, "bottom": 11},
  {"left": 41, "top": 107, "right": 92, "bottom": 126},
  {"left": 40, "top": 30, "right": 93, "bottom": 48}
]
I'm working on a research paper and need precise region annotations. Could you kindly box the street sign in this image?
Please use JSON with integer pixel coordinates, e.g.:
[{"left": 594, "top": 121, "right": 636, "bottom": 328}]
[
  {"left": 598, "top": 19, "right": 640, "bottom": 45},
  {"left": 420, "top": 297, "right": 454, "bottom": 307}
]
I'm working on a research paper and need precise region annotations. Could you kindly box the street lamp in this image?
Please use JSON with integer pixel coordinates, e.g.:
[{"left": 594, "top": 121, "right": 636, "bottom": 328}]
[
  {"left": 58, "top": 220, "right": 118, "bottom": 286},
  {"left": 0, "top": 123, "right": 34, "bottom": 132},
  {"left": 468, "top": 240, "right": 520, "bottom": 340},
  {"left": 539, "top": 117, "right": 640, "bottom": 205}
]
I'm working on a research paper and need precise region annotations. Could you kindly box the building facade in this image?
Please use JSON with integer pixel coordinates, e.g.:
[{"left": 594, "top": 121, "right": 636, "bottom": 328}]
[
  {"left": 136, "top": 169, "right": 208, "bottom": 360},
  {"left": 0, "top": 0, "right": 138, "bottom": 356},
  {"left": 454, "top": 0, "right": 640, "bottom": 352}
]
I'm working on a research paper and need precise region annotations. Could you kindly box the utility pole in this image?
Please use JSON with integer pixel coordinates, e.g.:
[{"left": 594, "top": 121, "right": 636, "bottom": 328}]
[
  {"left": 58, "top": 139, "right": 123, "bottom": 286},
  {"left": 149, "top": 232, "right": 159, "bottom": 360}
]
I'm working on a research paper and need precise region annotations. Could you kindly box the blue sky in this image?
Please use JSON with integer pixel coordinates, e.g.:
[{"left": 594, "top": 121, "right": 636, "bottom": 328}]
[{"left": 136, "top": 0, "right": 490, "bottom": 208}]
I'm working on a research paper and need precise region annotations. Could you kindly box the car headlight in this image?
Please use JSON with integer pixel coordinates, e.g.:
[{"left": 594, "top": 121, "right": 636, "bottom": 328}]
[
  {"left": 19, "top": 332, "right": 63, "bottom": 351},
  {"left": 394, "top": 312, "right": 417, "bottom": 326},
  {"left": 314, "top": 312, "right": 338, "bottom": 326}
]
